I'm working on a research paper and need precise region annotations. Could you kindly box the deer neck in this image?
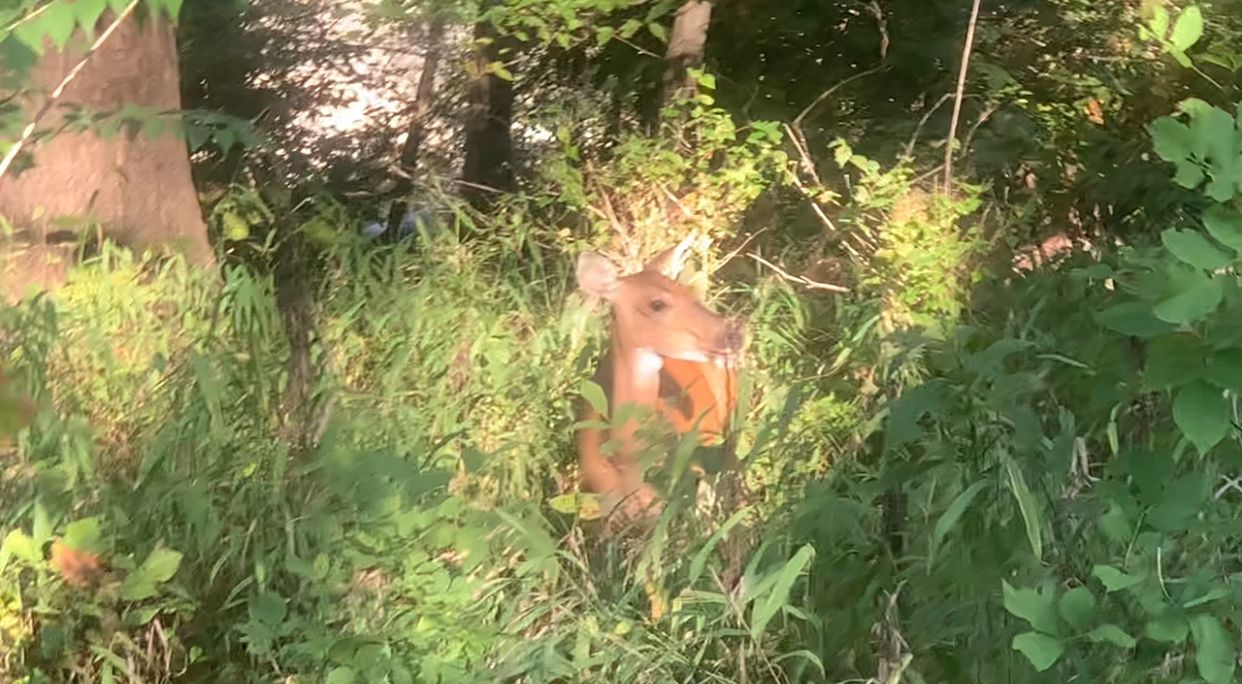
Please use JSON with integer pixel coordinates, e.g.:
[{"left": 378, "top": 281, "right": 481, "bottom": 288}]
[{"left": 607, "top": 329, "right": 664, "bottom": 448}]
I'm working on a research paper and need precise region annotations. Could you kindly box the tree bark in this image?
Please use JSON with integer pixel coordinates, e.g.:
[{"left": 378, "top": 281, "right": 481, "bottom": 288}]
[
  {"left": 0, "top": 9, "right": 213, "bottom": 301},
  {"left": 461, "top": 17, "right": 516, "bottom": 207},
  {"left": 384, "top": 17, "right": 446, "bottom": 242},
  {"left": 660, "top": 0, "right": 713, "bottom": 108}
]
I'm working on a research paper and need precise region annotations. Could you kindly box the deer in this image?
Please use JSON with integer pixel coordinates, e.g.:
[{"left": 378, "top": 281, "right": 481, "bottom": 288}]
[{"left": 574, "top": 238, "right": 745, "bottom": 530}]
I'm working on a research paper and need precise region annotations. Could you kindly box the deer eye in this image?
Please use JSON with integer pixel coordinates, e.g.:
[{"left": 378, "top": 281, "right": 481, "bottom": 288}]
[{"left": 649, "top": 298, "right": 669, "bottom": 313}]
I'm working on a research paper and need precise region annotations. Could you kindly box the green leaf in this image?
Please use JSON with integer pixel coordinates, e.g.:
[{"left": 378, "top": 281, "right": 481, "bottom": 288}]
[
  {"left": 120, "top": 547, "right": 183, "bottom": 601},
  {"left": 140, "top": 547, "right": 182, "bottom": 583},
  {"left": 1087, "top": 624, "right": 1136, "bottom": 649},
  {"left": 1190, "top": 614, "right": 1235, "bottom": 684},
  {"left": 927, "top": 481, "right": 988, "bottom": 567},
  {"left": 1203, "top": 205, "right": 1242, "bottom": 252},
  {"left": 580, "top": 380, "right": 608, "bottom": 417},
  {"left": 1170, "top": 6, "right": 1204, "bottom": 52},
  {"left": 1095, "top": 302, "right": 1176, "bottom": 338},
  {"left": 75, "top": 0, "right": 108, "bottom": 36},
  {"left": 1092, "top": 564, "right": 1144, "bottom": 592},
  {"left": 749, "top": 544, "right": 814, "bottom": 641},
  {"left": 1206, "top": 349, "right": 1242, "bottom": 392},
  {"left": 1149, "top": 116, "right": 1193, "bottom": 164},
  {"left": 595, "top": 26, "right": 614, "bottom": 45},
  {"left": 1153, "top": 271, "right": 1223, "bottom": 325},
  {"left": 619, "top": 18, "right": 642, "bottom": 38},
  {"left": 42, "top": 2, "right": 78, "bottom": 52},
  {"left": 1173, "top": 381, "right": 1229, "bottom": 454},
  {"left": 62, "top": 517, "right": 103, "bottom": 554},
  {"left": 0, "top": 529, "right": 40, "bottom": 567},
  {"left": 545, "top": 493, "right": 580, "bottom": 515},
  {"left": 647, "top": 22, "right": 667, "bottom": 42},
  {"left": 249, "top": 591, "right": 287, "bottom": 625},
  {"left": 1058, "top": 587, "right": 1097, "bottom": 630},
  {"left": 1002, "top": 581, "right": 1059, "bottom": 635},
  {"left": 1001, "top": 452, "right": 1043, "bottom": 560},
  {"left": 1146, "top": 333, "right": 1205, "bottom": 389},
  {"left": 119, "top": 575, "right": 157, "bottom": 601},
  {"left": 326, "top": 667, "right": 356, "bottom": 684},
  {"left": 1146, "top": 614, "right": 1189, "bottom": 643},
  {"left": 1011, "top": 632, "right": 1064, "bottom": 672},
  {"left": 1162, "top": 229, "right": 1233, "bottom": 270},
  {"left": 884, "top": 380, "right": 948, "bottom": 449}
]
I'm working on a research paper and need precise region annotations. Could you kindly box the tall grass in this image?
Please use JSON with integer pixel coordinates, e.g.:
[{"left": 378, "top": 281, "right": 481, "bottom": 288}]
[{"left": 0, "top": 213, "right": 846, "bottom": 682}]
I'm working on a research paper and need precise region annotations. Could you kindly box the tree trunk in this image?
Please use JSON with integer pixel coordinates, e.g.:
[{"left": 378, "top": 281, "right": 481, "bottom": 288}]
[
  {"left": 384, "top": 17, "right": 446, "bottom": 242},
  {"left": 0, "top": 9, "right": 213, "bottom": 302},
  {"left": 661, "top": 1, "right": 713, "bottom": 109},
  {"left": 461, "top": 17, "right": 516, "bottom": 207}
]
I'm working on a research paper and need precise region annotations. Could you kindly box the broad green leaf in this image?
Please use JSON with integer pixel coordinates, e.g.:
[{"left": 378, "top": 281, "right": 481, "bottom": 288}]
[
  {"left": 1203, "top": 205, "right": 1242, "bottom": 252},
  {"left": 595, "top": 26, "right": 614, "bottom": 45},
  {"left": 1183, "top": 587, "right": 1230, "bottom": 608},
  {"left": 140, "top": 547, "right": 182, "bottom": 583},
  {"left": 1087, "top": 624, "right": 1136, "bottom": 649},
  {"left": 647, "top": 22, "right": 667, "bottom": 42},
  {"left": 1162, "top": 229, "right": 1233, "bottom": 270},
  {"left": 1190, "top": 614, "right": 1235, "bottom": 684},
  {"left": 1146, "top": 614, "right": 1189, "bottom": 643},
  {"left": 1149, "top": 116, "right": 1192, "bottom": 163},
  {"left": 62, "top": 517, "right": 103, "bottom": 554},
  {"left": 326, "top": 667, "right": 357, "bottom": 684},
  {"left": 580, "top": 380, "right": 608, "bottom": 417},
  {"left": 249, "top": 591, "right": 286, "bottom": 625},
  {"left": 1153, "top": 271, "right": 1223, "bottom": 324},
  {"left": 885, "top": 380, "right": 948, "bottom": 449},
  {"left": 119, "top": 575, "right": 157, "bottom": 601},
  {"left": 1095, "top": 302, "right": 1176, "bottom": 338},
  {"left": 1058, "top": 586, "right": 1097, "bottom": 630},
  {"left": 75, "top": 0, "right": 108, "bottom": 36},
  {"left": 545, "top": 493, "right": 580, "bottom": 515},
  {"left": 1170, "top": 6, "right": 1204, "bottom": 52},
  {"left": 927, "top": 481, "right": 988, "bottom": 567},
  {"left": 1002, "top": 581, "right": 1059, "bottom": 635},
  {"left": 750, "top": 544, "right": 814, "bottom": 641},
  {"left": 1173, "top": 381, "right": 1229, "bottom": 454},
  {"left": 1149, "top": 472, "right": 1212, "bottom": 531},
  {"left": 42, "top": 2, "right": 77, "bottom": 51},
  {"left": 1145, "top": 333, "right": 1204, "bottom": 389},
  {"left": 1092, "top": 564, "right": 1144, "bottom": 592},
  {"left": 1001, "top": 453, "right": 1043, "bottom": 560},
  {"left": 1011, "top": 632, "right": 1064, "bottom": 672},
  {"left": 0, "top": 529, "right": 40, "bottom": 567},
  {"left": 1206, "top": 349, "right": 1242, "bottom": 392}
]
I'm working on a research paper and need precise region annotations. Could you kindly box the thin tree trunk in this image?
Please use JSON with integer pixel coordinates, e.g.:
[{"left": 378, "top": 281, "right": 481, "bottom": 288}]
[
  {"left": 944, "top": 0, "right": 984, "bottom": 195},
  {"left": 462, "top": 17, "right": 516, "bottom": 207},
  {"left": 660, "top": 0, "right": 712, "bottom": 109},
  {"left": 384, "top": 17, "right": 446, "bottom": 242}
]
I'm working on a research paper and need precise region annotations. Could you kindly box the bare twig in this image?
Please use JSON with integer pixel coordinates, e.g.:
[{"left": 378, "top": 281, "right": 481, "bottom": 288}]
[
  {"left": 903, "top": 92, "right": 955, "bottom": 158},
  {"left": 864, "top": 1, "right": 889, "bottom": 60},
  {"left": 0, "top": 1, "right": 141, "bottom": 183},
  {"left": 749, "top": 253, "right": 849, "bottom": 293},
  {"left": 792, "top": 65, "right": 886, "bottom": 133},
  {"left": 943, "top": 0, "right": 984, "bottom": 195}
]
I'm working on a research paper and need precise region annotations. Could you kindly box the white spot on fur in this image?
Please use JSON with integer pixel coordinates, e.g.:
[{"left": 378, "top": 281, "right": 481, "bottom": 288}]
[{"left": 634, "top": 349, "right": 665, "bottom": 379}]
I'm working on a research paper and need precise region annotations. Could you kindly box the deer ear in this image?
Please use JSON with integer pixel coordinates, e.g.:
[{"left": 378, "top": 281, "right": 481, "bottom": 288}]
[
  {"left": 576, "top": 251, "right": 620, "bottom": 301},
  {"left": 644, "top": 235, "right": 694, "bottom": 279}
]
